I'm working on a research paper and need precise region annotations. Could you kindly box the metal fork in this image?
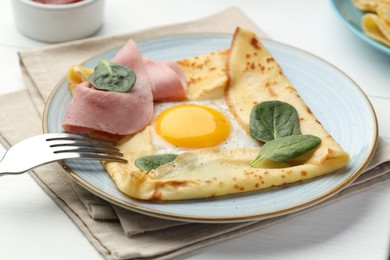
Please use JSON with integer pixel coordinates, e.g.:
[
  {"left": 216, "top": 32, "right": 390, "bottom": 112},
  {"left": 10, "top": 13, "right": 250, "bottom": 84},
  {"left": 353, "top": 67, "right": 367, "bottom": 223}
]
[{"left": 0, "top": 133, "right": 127, "bottom": 176}]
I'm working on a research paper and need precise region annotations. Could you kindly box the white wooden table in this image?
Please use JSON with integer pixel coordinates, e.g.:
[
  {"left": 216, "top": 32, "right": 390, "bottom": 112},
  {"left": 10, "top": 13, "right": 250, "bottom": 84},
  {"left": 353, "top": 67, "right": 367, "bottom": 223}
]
[{"left": 1, "top": 0, "right": 390, "bottom": 259}]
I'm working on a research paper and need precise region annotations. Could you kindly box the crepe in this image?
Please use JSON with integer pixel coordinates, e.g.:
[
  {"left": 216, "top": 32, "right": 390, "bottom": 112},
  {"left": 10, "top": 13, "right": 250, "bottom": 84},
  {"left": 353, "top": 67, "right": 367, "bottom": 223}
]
[
  {"left": 362, "top": 14, "right": 390, "bottom": 47},
  {"left": 102, "top": 27, "right": 350, "bottom": 201},
  {"left": 177, "top": 49, "right": 228, "bottom": 100},
  {"left": 353, "top": 0, "right": 390, "bottom": 47},
  {"left": 352, "top": 0, "right": 379, "bottom": 12},
  {"left": 361, "top": 2, "right": 390, "bottom": 47},
  {"left": 67, "top": 65, "right": 93, "bottom": 94}
]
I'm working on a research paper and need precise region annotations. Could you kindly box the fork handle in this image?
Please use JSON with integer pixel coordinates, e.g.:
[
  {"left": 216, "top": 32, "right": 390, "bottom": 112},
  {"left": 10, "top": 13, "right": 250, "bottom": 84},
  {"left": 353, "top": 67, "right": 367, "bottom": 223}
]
[
  {"left": 0, "top": 167, "right": 25, "bottom": 176},
  {"left": 0, "top": 170, "right": 25, "bottom": 176},
  {"left": 0, "top": 162, "right": 24, "bottom": 176}
]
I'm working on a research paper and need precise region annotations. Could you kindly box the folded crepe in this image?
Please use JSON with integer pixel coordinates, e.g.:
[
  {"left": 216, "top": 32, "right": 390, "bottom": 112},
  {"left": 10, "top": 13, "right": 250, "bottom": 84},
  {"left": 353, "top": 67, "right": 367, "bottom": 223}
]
[
  {"left": 101, "top": 27, "right": 350, "bottom": 201},
  {"left": 352, "top": 0, "right": 379, "bottom": 12},
  {"left": 361, "top": 0, "right": 390, "bottom": 47}
]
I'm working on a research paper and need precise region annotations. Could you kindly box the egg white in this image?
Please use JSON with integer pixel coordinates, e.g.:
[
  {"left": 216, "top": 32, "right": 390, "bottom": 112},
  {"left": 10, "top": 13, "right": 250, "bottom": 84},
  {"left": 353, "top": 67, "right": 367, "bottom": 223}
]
[{"left": 150, "top": 99, "right": 261, "bottom": 154}]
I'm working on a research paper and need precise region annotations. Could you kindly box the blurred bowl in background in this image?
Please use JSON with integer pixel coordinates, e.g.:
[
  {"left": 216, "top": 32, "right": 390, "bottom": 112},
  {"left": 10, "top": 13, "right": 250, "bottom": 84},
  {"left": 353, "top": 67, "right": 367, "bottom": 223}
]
[{"left": 11, "top": 0, "right": 105, "bottom": 43}]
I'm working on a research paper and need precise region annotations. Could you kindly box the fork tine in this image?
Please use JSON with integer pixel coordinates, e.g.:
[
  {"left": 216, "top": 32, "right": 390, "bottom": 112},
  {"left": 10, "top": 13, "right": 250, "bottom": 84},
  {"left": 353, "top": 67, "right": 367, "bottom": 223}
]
[
  {"left": 46, "top": 133, "right": 121, "bottom": 152},
  {"left": 47, "top": 133, "right": 117, "bottom": 145},
  {"left": 45, "top": 132, "right": 112, "bottom": 142},
  {"left": 66, "top": 153, "right": 128, "bottom": 162},
  {"left": 47, "top": 133, "right": 127, "bottom": 162},
  {"left": 53, "top": 147, "right": 124, "bottom": 156},
  {"left": 79, "top": 153, "right": 127, "bottom": 162},
  {"left": 49, "top": 142, "right": 120, "bottom": 152}
]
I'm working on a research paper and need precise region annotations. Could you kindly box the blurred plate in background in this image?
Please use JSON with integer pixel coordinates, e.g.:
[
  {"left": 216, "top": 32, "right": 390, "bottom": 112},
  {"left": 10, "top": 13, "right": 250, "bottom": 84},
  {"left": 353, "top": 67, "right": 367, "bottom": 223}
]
[{"left": 330, "top": 0, "right": 390, "bottom": 55}]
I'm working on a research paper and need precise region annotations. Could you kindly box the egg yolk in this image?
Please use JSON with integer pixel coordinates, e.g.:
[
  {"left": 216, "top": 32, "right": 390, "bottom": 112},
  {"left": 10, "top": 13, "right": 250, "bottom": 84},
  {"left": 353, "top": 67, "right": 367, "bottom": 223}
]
[{"left": 155, "top": 104, "right": 231, "bottom": 148}]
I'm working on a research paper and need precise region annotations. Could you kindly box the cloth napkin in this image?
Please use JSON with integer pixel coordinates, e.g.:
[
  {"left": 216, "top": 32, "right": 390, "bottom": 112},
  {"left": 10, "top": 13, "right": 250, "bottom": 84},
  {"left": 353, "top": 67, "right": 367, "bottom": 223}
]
[{"left": 0, "top": 7, "right": 389, "bottom": 260}]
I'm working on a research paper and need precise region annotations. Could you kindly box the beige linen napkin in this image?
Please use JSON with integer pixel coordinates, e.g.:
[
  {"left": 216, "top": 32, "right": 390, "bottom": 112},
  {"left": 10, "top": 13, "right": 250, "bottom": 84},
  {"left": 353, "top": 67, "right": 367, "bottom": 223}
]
[{"left": 1, "top": 7, "right": 389, "bottom": 260}]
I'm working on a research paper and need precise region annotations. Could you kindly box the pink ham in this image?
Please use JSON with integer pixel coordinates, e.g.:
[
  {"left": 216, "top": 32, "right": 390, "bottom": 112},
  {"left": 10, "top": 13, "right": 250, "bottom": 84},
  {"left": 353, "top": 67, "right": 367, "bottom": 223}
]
[
  {"left": 143, "top": 57, "right": 187, "bottom": 101},
  {"left": 164, "top": 60, "right": 187, "bottom": 88},
  {"left": 63, "top": 40, "right": 153, "bottom": 135}
]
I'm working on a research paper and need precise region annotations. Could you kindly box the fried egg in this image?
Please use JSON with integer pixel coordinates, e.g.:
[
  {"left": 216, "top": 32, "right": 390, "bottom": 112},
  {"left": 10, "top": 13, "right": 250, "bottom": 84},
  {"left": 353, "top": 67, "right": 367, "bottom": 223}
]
[{"left": 151, "top": 99, "right": 261, "bottom": 154}]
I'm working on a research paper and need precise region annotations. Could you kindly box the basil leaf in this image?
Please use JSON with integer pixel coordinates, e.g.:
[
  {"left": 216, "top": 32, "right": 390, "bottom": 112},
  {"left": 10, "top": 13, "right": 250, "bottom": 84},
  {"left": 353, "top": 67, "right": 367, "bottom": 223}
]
[
  {"left": 134, "top": 154, "right": 178, "bottom": 172},
  {"left": 249, "top": 101, "right": 301, "bottom": 142},
  {"left": 88, "top": 59, "right": 136, "bottom": 93},
  {"left": 250, "top": 135, "right": 321, "bottom": 167}
]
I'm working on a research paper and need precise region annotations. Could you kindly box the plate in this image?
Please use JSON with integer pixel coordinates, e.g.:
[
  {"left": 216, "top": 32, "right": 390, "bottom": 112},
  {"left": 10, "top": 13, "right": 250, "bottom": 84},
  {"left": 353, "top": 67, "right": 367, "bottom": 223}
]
[
  {"left": 43, "top": 34, "right": 378, "bottom": 223},
  {"left": 330, "top": 0, "right": 390, "bottom": 55}
]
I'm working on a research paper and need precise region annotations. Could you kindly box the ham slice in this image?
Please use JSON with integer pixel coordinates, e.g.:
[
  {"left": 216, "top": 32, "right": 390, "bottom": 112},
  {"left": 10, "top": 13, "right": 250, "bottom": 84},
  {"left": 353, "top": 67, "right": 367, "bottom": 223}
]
[
  {"left": 142, "top": 57, "right": 187, "bottom": 101},
  {"left": 62, "top": 40, "right": 154, "bottom": 135},
  {"left": 112, "top": 41, "right": 187, "bottom": 102}
]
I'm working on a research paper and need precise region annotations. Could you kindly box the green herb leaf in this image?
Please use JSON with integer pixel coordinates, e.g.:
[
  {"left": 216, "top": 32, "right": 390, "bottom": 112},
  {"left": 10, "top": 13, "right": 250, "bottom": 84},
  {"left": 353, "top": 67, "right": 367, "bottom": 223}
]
[
  {"left": 249, "top": 101, "right": 301, "bottom": 142},
  {"left": 88, "top": 59, "right": 136, "bottom": 93},
  {"left": 250, "top": 135, "right": 321, "bottom": 167},
  {"left": 134, "top": 154, "right": 178, "bottom": 172}
]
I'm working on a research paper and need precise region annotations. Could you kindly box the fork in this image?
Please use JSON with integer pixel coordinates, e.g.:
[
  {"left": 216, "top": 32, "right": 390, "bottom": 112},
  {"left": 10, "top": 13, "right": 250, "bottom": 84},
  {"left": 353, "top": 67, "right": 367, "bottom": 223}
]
[{"left": 0, "top": 133, "right": 127, "bottom": 176}]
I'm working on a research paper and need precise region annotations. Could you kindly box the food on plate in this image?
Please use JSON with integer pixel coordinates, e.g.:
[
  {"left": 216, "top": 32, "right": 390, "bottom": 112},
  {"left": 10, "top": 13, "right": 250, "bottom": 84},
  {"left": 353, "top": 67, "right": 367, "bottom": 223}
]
[
  {"left": 63, "top": 40, "right": 154, "bottom": 135},
  {"left": 68, "top": 65, "right": 93, "bottom": 94},
  {"left": 62, "top": 39, "right": 187, "bottom": 135},
  {"left": 177, "top": 50, "right": 228, "bottom": 100},
  {"left": 63, "top": 27, "right": 350, "bottom": 201},
  {"left": 225, "top": 28, "right": 349, "bottom": 172},
  {"left": 143, "top": 58, "right": 187, "bottom": 101},
  {"left": 352, "top": 0, "right": 379, "bottom": 12},
  {"left": 362, "top": 13, "right": 390, "bottom": 47},
  {"left": 352, "top": 0, "right": 390, "bottom": 47}
]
